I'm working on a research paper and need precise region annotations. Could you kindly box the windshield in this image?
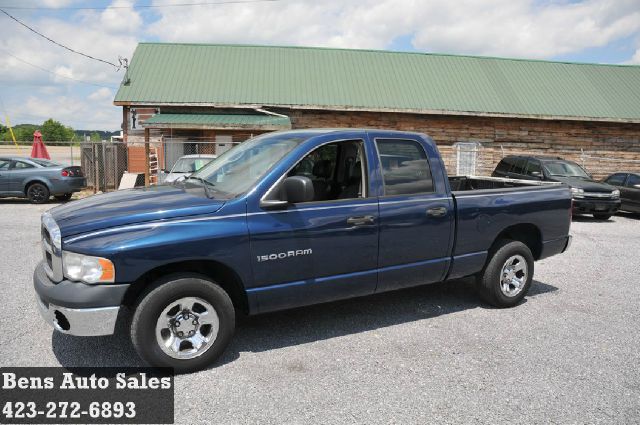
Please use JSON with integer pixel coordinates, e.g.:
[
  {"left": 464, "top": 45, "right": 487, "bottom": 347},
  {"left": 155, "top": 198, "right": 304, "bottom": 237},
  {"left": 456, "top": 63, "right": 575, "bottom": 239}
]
[
  {"left": 31, "top": 159, "right": 61, "bottom": 167},
  {"left": 171, "top": 157, "right": 214, "bottom": 173},
  {"left": 543, "top": 161, "right": 590, "bottom": 178},
  {"left": 191, "top": 132, "right": 309, "bottom": 198}
]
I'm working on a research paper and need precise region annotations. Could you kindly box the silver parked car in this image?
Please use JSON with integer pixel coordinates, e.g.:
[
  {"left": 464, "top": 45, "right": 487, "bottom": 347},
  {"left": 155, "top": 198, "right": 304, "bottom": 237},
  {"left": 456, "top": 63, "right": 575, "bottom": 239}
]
[
  {"left": 0, "top": 157, "right": 86, "bottom": 204},
  {"left": 161, "top": 154, "right": 217, "bottom": 183}
]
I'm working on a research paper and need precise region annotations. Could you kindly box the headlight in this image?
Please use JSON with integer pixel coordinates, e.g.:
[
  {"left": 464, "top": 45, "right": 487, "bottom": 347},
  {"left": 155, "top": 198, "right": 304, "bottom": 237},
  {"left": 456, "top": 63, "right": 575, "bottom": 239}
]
[
  {"left": 62, "top": 251, "right": 115, "bottom": 284},
  {"left": 42, "top": 212, "right": 61, "bottom": 249},
  {"left": 570, "top": 187, "right": 584, "bottom": 198},
  {"left": 612, "top": 189, "right": 620, "bottom": 198}
]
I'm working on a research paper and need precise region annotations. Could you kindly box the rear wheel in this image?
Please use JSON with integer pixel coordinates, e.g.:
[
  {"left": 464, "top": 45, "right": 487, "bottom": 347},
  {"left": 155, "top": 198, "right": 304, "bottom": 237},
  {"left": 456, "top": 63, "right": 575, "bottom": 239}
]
[
  {"left": 476, "top": 239, "right": 534, "bottom": 308},
  {"left": 54, "top": 193, "right": 72, "bottom": 202},
  {"left": 130, "top": 274, "right": 235, "bottom": 373},
  {"left": 27, "top": 183, "right": 49, "bottom": 204},
  {"left": 593, "top": 213, "right": 612, "bottom": 220}
]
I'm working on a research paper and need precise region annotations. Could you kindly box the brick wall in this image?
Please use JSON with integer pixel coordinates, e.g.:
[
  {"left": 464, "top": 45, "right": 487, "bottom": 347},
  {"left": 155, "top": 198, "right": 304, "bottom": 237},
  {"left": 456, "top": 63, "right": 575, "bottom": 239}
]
[{"left": 287, "top": 110, "right": 640, "bottom": 178}]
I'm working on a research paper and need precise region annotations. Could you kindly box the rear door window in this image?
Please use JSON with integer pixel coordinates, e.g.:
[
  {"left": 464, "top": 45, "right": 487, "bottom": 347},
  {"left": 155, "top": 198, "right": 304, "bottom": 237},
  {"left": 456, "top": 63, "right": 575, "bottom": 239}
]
[
  {"left": 510, "top": 158, "right": 527, "bottom": 176},
  {"left": 376, "top": 139, "right": 434, "bottom": 196}
]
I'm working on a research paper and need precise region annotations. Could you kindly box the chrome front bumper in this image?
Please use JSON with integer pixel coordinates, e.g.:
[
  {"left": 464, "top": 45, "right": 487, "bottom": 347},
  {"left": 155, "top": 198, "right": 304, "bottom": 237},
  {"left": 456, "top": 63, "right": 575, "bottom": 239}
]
[{"left": 36, "top": 296, "right": 120, "bottom": 336}]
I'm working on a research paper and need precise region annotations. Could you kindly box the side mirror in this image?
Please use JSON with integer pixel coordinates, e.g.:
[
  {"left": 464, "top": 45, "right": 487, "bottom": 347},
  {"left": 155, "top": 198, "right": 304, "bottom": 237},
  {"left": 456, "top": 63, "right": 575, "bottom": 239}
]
[
  {"left": 530, "top": 171, "right": 542, "bottom": 179},
  {"left": 260, "top": 176, "right": 314, "bottom": 209}
]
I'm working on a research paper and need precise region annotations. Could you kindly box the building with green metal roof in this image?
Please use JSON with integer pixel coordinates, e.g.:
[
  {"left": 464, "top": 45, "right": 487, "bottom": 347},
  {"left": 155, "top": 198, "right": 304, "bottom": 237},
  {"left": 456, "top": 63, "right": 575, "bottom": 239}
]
[{"left": 114, "top": 42, "right": 640, "bottom": 179}]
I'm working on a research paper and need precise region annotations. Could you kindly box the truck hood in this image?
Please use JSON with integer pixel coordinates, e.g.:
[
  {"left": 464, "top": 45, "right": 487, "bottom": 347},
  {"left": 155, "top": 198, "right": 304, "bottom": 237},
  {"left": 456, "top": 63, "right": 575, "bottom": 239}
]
[
  {"left": 50, "top": 184, "right": 226, "bottom": 237},
  {"left": 547, "top": 176, "right": 615, "bottom": 192}
]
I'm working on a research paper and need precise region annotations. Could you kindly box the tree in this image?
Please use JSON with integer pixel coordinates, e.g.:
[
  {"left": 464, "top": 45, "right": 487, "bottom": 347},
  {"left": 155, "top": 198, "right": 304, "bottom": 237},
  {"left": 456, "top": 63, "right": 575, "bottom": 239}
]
[
  {"left": 41, "top": 118, "right": 74, "bottom": 141},
  {"left": 89, "top": 132, "right": 102, "bottom": 142}
]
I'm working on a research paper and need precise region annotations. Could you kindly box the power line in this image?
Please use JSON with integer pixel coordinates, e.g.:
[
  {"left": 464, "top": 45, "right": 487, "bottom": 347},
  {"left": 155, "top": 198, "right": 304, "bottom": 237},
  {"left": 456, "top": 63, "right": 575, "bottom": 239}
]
[
  {"left": 0, "top": 8, "right": 120, "bottom": 68},
  {"left": 0, "top": 0, "right": 286, "bottom": 10},
  {"left": 0, "top": 47, "right": 118, "bottom": 89}
]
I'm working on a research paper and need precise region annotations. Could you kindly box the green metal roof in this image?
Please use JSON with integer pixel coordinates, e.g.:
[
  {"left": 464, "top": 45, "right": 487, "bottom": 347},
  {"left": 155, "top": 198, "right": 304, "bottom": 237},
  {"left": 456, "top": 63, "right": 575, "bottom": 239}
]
[
  {"left": 142, "top": 113, "right": 291, "bottom": 130},
  {"left": 115, "top": 43, "right": 640, "bottom": 123}
]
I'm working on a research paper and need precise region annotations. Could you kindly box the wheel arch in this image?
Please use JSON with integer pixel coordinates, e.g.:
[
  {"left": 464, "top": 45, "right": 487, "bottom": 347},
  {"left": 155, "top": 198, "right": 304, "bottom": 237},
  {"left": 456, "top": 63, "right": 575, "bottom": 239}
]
[
  {"left": 490, "top": 223, "right": 542, "bottom": 260},
  {"left": 24, "top": 178, "right": 51, "bottom": 195},
  {"left": 122, "top": 259, "right": 249, "bottom": 314}
]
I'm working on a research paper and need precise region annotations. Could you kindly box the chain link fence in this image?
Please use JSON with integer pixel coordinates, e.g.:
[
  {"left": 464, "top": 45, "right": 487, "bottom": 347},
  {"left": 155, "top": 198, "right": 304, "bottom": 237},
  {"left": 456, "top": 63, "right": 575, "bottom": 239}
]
[{"left": 0, "top": 140, "right": 128, "bottom": 192}]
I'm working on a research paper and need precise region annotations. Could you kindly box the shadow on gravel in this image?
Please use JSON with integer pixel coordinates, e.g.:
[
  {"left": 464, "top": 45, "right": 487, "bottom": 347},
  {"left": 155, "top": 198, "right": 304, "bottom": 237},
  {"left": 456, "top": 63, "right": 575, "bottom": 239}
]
[
  {"left": 572, "top": 215, "right": 617, "bottom": 223},
  {"left": 616, "top": 211, "right": 640, "bottom": 220},
  {"left": 51, "top": 279, "right": 558, "bottom": 369},
  {"left": 0, "top": 198, "right": 63, "bottom": 205}
]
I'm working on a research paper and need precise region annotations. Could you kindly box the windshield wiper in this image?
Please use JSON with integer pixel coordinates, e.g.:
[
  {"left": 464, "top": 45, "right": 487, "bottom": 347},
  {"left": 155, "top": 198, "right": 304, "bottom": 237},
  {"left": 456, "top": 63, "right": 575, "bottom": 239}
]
[{"left": 184, "top": 176, "right": 216, "bottom": 198}]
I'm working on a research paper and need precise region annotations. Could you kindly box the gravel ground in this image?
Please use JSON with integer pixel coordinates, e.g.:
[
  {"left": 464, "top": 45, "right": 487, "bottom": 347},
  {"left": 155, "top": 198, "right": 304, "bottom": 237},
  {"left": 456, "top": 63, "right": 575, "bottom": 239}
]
[{"left": 1, "top": 199, "right": 639, "bottom": 424}]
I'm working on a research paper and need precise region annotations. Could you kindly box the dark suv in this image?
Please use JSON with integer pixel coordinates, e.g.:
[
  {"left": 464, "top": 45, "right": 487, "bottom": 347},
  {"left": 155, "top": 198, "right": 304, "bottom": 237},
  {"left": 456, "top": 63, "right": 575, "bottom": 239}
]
[{"left": 492, "top": 155, "right": 621, "bottom": 220}]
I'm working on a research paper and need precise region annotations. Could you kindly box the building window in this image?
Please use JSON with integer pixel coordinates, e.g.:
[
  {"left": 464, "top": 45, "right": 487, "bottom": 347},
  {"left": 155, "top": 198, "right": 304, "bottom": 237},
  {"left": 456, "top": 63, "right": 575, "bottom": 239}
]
[{"left": 454, "top": 142, "right": 480, "bottom": 176}]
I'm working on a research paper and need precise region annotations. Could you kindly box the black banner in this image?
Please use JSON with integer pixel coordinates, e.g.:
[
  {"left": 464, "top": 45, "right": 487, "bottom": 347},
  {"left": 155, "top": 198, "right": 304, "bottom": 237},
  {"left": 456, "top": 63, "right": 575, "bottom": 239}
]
[{"left": 0, "top": 367, "right": 174, "bottom": 424}]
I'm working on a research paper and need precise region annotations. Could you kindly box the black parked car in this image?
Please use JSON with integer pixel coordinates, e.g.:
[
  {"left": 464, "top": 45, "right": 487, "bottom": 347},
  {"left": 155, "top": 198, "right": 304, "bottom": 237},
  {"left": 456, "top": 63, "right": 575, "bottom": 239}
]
[
  {"left": 603, "top": 172, "right": 640, "bottom": 213},
  {"left": 492, "top": 155, "right": 620, "bottom": 220}
]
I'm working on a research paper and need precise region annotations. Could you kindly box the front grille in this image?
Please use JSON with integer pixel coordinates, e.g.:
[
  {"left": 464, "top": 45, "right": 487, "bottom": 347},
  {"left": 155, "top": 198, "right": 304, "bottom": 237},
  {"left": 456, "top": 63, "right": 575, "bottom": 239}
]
[{"left": 583, "top": 191, "right": 615, "bottom": 199}]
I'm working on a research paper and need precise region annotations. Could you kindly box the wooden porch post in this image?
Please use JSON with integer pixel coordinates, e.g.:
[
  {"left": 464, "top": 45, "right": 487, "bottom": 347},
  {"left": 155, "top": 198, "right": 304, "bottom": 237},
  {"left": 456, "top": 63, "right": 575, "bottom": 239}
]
[{"left": 144, "top": 127, "right": 150, "bottom": 187}]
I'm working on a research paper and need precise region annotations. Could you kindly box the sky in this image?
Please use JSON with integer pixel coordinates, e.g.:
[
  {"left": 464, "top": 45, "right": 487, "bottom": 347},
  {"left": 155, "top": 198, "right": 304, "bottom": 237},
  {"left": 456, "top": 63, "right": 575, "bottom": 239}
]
[{"left": 0, "top": 0, "right": 639, "bottom": 131}]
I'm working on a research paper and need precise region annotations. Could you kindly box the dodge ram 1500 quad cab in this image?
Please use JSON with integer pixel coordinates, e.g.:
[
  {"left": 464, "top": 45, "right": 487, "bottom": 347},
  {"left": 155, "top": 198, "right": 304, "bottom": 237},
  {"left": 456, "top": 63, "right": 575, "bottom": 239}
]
[{"left": 35, "top": 129, "right": 572, "bottom": 372}]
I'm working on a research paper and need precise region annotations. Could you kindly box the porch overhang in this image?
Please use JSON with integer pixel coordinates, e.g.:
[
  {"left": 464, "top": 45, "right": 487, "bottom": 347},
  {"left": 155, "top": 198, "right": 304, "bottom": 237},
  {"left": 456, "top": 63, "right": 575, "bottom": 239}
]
[{"left": 142, "top": 113, "right": 291, "bottom": 130}]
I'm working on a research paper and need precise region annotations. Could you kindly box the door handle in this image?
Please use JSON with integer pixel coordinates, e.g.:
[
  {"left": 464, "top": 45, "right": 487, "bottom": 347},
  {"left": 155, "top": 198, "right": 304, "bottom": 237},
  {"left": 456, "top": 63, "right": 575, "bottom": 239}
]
[
  {"left": 426, "top": 206, "right": 448, "bottom": 217},
  {"left": 347, "top": 215, "right": 375, "bottom": 226}
]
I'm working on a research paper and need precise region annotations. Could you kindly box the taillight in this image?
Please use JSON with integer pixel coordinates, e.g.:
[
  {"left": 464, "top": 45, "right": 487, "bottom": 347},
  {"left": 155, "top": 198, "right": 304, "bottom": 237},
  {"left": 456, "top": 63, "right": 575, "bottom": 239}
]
[{"left": 61, "top": 168, "right": 82, "bottom": 177}]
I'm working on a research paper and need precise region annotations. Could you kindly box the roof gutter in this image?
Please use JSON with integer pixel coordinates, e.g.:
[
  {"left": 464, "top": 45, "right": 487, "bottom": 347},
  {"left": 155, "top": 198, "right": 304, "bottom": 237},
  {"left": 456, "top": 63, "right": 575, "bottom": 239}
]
[{"left": 112, "top": 101, "right": 640, "bottom": 124}]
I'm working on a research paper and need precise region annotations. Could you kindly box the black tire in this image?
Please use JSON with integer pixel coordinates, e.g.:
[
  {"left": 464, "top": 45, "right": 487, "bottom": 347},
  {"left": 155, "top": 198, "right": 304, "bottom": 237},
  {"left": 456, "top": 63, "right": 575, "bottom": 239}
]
[
  {"left": 593, "top": 213, "right": 612, "bottom": 220},
  {"left": 54, "top": 193, "right": 73, "bottom": 202},
  {"left": 26, "top": 182, "right": 50, "bottom": 204},
  {"left": 476, "top": 239, "right": 534, "bottom": 308},
  {"left": 130, "top": 273, "right": 235, "bottom": 373}
]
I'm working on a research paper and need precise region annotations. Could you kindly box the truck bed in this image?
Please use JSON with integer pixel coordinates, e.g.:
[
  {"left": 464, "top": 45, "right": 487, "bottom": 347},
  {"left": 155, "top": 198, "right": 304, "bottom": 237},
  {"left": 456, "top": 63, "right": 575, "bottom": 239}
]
[{"left": 445, "top": 175, "right": 571, "bottom": 281}]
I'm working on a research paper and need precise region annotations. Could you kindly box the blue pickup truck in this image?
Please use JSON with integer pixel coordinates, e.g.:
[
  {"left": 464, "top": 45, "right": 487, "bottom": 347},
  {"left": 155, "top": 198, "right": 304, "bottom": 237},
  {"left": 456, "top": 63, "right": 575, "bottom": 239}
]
[{"left": 35, "top": 129, "right": 572, "bottom": 372}]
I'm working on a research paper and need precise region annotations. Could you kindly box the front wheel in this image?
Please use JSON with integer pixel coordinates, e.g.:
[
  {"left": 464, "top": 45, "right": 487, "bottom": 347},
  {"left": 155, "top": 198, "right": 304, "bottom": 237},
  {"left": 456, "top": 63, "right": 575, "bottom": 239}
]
[
  {"left": 130, "top": 274, "right": 235, "bottom": 373},
  {"left": 476, "top": 239, "right": 534, "bottom": 308},
  {"left": 593, "top": 213, "right": 612, "bottom": 220}
]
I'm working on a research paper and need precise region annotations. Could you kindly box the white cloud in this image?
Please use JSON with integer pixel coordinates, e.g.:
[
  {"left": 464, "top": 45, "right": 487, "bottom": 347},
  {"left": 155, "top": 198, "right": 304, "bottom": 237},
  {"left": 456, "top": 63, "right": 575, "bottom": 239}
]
[
  {"left": 88, "top": 87, "right": 113, "bottom": 101},
  {"left": 0, "top": 0, "right": 141, "bottom": 129},
  {"left": 627, "top": 47, "right": 640, "bottom": 64},
  {"left": 2, "top": 0, "right": 640, "bottom": 130},
  {"left": 148, "top": 0, "right": 640, "bottom": 58}
]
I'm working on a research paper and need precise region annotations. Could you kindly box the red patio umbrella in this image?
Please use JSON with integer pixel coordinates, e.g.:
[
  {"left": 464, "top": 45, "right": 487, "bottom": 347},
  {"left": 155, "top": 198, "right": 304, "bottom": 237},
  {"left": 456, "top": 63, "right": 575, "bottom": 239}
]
[{"left": 30, "top": 130, "right": 50, "bottom": 160}]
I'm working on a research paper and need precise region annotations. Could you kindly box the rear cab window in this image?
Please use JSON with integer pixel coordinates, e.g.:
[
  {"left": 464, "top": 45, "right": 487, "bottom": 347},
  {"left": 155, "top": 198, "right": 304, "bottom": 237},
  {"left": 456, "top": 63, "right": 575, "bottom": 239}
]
[
  {"left": 376, "top": 139, "right": 434, "bottom": 196},
  {"left": 494, "top": 158, "right": 514, "bottom": 174}
]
